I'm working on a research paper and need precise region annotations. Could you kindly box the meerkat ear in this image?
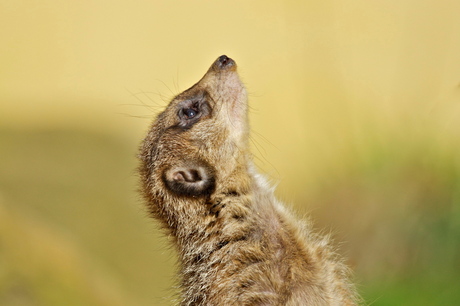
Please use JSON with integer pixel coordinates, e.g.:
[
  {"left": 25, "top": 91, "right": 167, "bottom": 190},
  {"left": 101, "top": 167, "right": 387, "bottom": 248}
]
[{"left": 163, "top": 163, "right": 215, "bottom": 197}]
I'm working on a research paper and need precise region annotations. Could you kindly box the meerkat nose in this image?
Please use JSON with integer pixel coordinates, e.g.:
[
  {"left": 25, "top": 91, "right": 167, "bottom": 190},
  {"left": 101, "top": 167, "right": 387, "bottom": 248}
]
[
  {"left": 218, "top": 55, "right": 230, "bottom": 66},
  {"left": 215, "top": 55, "right": 235, "bottom": 70}
]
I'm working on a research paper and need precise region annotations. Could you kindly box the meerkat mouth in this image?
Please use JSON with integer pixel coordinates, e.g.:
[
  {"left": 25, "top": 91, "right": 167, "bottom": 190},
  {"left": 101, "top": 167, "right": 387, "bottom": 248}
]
[{"left": 213, "top": 55, "right": 236, "bottom": 71}]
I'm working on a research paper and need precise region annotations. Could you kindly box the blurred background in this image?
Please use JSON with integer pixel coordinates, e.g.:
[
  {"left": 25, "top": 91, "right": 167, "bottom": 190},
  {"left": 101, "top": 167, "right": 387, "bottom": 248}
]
[{"left": 1, "top": 0, "right": 459, "bottom": 305}]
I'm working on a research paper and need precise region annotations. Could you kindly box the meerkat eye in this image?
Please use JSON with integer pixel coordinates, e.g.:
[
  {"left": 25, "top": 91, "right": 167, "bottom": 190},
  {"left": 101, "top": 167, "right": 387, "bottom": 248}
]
[
  {"left": 177, "top": 100, "right": 209, "bottom": 127},
  {"left": 183, "top": 108, "right": 198, "bottom": 119},
  {"left": 181, "top": 101, "right": 201, "bottom": 120}
]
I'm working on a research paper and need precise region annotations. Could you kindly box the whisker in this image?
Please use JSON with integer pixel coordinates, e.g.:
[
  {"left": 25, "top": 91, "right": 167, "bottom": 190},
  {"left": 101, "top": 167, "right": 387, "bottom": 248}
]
[
  {"left": 154, "top": 79, "right": 176, "bottom": 97},
  {"left": 115, "top": 112, "right": 152, "bottom": 120},
  {"left": 252, "top": 129, "right": 278, "bottom": 150}
]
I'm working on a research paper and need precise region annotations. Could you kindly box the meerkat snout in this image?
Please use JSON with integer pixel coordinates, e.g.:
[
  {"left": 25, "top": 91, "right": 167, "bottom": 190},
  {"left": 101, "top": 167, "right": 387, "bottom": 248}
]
[
  {"left": 215, "top": 55, "right": 235, "bottom": 70},
  {"left": 163, "top": 162, "right": 215, "bottom": 197}
]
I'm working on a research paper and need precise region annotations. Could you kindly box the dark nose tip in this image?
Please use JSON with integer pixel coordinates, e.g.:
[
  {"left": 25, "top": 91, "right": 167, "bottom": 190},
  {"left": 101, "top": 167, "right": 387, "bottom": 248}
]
[
  {"left": 216, "top": 55, "right": 235, "bottom": 70},
  {"left": 218, "top": 55, "right": 230, "bottom": 65}
]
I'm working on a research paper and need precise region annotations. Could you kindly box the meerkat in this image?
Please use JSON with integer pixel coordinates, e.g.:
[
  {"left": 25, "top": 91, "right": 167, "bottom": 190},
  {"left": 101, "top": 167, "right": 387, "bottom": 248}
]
[{"left": 139, "top": 55, "right": 359, "bottom": 305}]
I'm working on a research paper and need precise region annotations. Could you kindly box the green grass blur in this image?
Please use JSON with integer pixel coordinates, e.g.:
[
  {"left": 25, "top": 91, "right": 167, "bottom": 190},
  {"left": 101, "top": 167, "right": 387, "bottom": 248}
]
[{"left": 1, "top": 1, "right": 460, "bottom": 305}]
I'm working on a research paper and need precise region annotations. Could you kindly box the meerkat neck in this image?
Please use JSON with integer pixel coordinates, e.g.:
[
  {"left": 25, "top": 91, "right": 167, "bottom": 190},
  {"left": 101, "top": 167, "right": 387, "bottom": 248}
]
[
  {"left": 173, "top": 161, "right": 278, "bottom": 257},
  {"left": 173, "top": 159, "right": 255, "bottom": 247}
]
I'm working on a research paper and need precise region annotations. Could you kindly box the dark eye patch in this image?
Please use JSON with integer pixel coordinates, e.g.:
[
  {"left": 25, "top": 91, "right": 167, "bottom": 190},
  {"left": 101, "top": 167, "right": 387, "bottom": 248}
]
[
  {"left": 176, "top": 98, "right": 211, "bottom": 128},
  {"left": 181, "top": 101, "right": 200, "bottom": 120}
]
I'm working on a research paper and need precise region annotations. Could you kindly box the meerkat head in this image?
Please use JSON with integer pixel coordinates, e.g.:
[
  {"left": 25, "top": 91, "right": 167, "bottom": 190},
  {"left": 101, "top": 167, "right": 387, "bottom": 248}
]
[{"left": 140, "top": 55, "right": 249, "bottom": 199}]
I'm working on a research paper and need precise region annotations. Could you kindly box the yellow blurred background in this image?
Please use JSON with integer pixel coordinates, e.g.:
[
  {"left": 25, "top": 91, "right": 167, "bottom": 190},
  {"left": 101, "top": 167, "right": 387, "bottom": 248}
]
[{"left": 1, "top": 1, "right": 459, "bottom": 305}]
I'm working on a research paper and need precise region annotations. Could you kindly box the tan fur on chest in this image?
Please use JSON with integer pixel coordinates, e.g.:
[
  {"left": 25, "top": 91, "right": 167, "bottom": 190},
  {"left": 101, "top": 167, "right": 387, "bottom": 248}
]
[{"left": 139, "top": 55, "right": 359, "bottom": 305}]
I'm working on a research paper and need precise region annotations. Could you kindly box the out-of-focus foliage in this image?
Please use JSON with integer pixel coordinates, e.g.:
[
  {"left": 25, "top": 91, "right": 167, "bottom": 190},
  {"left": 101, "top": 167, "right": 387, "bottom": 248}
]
[{"left": 1, "top": 0, "right": 459, "bottom": 305}]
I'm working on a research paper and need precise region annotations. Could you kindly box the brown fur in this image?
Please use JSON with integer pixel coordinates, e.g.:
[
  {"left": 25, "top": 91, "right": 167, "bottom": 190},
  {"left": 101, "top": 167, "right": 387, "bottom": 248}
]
[{"left": 139, "top": 56, "right": 359, "bottom": 305}]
